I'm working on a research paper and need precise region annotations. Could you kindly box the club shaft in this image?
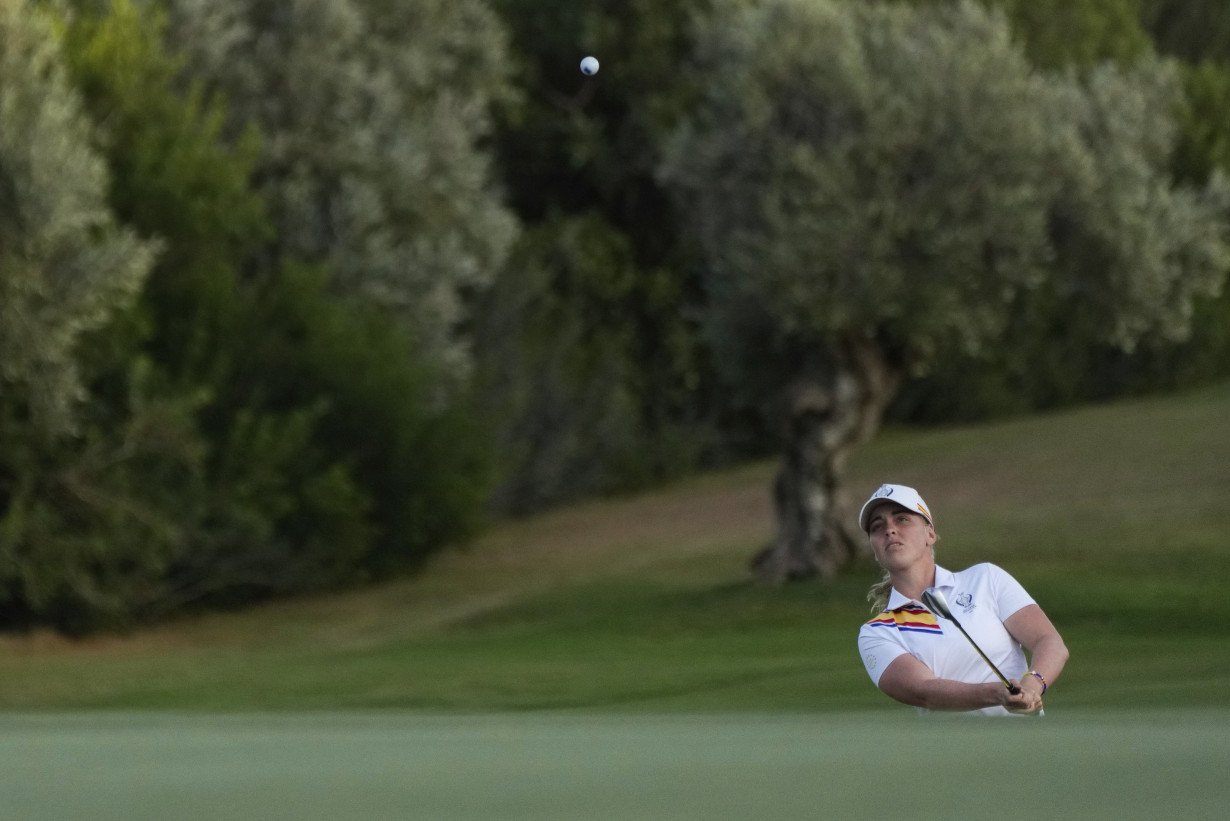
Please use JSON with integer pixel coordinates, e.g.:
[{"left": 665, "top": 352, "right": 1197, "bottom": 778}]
[{"left": 949, "top": 617, "right": 1019, "bottom": 693}]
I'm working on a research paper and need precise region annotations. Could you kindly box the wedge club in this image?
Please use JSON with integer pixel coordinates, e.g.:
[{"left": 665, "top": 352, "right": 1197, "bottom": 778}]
[{"left": 921, "top": 587, "right": 1020, "bottom": 694}]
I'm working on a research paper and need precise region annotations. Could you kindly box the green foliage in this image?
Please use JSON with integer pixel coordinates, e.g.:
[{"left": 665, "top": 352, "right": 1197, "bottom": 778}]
[
  {"left": 85, "top": 0, "right": 493, "bottom": 604},
  {"left": 227, "top": 263, "right": 491, "bottom": 573},
  {"left": 62, "top": 0, "right": 268, "bottom": 379},
  {"left": 1173, "top": 61, "right": 1230, "bottom": 184},
  {"left": 38, "top": 0, "right": 349, "bottom": 625},
  {"left": 992, "top": 0, "right": 1230, "bottom": 403},
  {"left": 0, "top": 0, "right": 157, "bottom": 435},
  {"left": 0, "top": 0, "right": 496, "bottom": 632},
  {"left": 1046, "top": 61, "right": 1230, "bottom": 351},
  {"left": 481, "top": 0, "right": 733, "bottom": 509},
  {"left": 162, "top": 0, "right": 519, "bottom": 378},
  {"left": 1140, "top": 0, "right": 1230, "bottom": 64},
  {"left": 1130, "top": 5, "right": 1230, "bottom": 398},
  {"left": 490, "top": 0, "right": 714, "bottom": 229},
  {"left": 0, "top": 0, "right": 311, "bottom": 630},
  {"left": 887, "top": 0, "right": 1151, "bottom": 69},
  {"left": 474, "top": 213, "right": 709, "bottom": 513},
  {"left": 1137, "top": 0, "right": 1230, "bottom": 195},
  {"left": 0, "top": 364, "right": 206, "bottom": 633},
  {"left": 991, "top": 0, "right": 1151, "bottom": 69}
]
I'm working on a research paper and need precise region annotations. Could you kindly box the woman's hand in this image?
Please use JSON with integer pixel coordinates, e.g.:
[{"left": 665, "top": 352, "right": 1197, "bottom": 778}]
[{"left": 1001, "top": 677, "right": 1044, "bottom": 714}]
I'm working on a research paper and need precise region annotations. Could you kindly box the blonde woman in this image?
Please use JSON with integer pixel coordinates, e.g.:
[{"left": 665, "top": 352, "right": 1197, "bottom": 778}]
[{"left": 855, "top": 484, "right": 1068, "bottom": 716}]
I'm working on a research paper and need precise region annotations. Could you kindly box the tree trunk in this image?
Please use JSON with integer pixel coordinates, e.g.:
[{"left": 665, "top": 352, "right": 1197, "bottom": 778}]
[{"left": 750, "top": 340, "right": 900, "bottom": 583}]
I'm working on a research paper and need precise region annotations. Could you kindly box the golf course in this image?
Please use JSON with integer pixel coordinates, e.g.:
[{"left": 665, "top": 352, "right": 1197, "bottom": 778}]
[{"left": 1, "top": 382, "right": 1227, "bottom": 818}]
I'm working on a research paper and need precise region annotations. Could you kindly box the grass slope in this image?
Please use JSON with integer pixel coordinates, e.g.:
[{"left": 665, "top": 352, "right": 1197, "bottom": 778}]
[{"left": 1, "top": 381, "right": 1227, "bottom": 712}]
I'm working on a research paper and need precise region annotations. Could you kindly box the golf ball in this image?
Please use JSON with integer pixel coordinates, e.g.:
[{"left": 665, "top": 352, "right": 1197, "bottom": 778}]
[{"left": 580, "top": 56, "right": 599, "bottom": 76}]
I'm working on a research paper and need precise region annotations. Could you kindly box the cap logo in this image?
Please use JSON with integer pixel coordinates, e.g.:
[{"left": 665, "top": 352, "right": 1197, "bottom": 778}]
[{"left": 875, "top": 484, "right": 894, "bottom": 498}]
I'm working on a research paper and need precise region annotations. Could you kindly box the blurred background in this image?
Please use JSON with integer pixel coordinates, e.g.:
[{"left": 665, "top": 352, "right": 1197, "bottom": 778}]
[{"left": 0, "top": 0, "right": 1227, "bottom": 717}]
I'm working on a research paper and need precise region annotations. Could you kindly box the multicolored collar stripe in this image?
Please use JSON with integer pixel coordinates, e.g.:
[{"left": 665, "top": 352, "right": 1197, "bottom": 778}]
[{"left": 866, "top": 606, "right": 944, "bottom": 635}]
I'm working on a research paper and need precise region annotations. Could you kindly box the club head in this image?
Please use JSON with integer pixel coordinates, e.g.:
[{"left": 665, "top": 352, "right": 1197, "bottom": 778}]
[{"left": 921, "top": 588, "right": 954, "bottom": 620}]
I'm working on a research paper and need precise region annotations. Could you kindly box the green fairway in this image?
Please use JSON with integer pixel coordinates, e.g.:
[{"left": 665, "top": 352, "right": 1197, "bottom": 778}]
[
  {"left": 0, "top": 382, "right": 1227, "bottom": 714},
  {"left": 2, "top": 711, "right": 1227, "bottom": 819}
]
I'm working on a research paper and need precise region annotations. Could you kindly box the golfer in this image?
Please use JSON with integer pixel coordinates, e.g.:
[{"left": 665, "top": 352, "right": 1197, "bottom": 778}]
[{"left": 856, "top": 483, "right": 1068, "bottom": 716}]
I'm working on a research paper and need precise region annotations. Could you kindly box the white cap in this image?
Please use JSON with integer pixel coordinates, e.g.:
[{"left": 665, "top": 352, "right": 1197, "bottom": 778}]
[{"left": 858, "top": 483, "right": 934, "bottom": 533}]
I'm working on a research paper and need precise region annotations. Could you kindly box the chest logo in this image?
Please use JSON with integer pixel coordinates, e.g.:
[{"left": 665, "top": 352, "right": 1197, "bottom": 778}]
[{"left": 955, "top": 592, "right": 975, "bottom": 614}]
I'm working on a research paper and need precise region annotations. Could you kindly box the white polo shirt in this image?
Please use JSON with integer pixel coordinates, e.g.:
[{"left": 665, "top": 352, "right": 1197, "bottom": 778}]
[{"left": 857, "top": 563, "right": 1036, "bottom": 716}]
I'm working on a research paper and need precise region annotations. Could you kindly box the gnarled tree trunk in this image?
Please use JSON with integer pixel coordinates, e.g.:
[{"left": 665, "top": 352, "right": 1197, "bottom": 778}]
[{"left": 751, "top": 340, "right": 901, "bottom": 583}]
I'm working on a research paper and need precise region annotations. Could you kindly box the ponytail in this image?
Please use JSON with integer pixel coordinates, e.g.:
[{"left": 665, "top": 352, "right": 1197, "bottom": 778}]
[{"left": 867, "top": 570, "right": 893, "bottom": 613}]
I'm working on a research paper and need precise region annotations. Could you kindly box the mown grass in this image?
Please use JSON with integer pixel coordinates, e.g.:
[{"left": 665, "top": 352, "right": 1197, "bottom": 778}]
[
  {"left": 3, "top": 711, "right": 1228, "bottom": 819},
  {"left": 0, "top": 381, "right": 1227, "bottom": 713}
]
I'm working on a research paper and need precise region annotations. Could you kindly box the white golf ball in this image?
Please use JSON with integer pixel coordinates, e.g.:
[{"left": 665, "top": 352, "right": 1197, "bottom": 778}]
[{"left": 580, "top": 56, "right": 599, "bottom": 76}]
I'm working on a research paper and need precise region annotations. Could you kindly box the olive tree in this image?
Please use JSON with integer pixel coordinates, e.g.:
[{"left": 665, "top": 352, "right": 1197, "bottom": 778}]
[{"left": 661, "top": 0, "right": 1229, "bottom": 581}]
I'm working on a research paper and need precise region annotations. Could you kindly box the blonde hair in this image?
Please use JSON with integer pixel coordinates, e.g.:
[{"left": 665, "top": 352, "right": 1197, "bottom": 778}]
[{"left": 867, "top": 571, "right": 893, "bottom": 613}]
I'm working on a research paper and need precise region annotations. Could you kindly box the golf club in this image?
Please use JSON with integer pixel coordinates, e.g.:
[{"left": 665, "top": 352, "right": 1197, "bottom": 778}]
[{"left": 921, "top": 588, "right": 1020, "bottom": 694}]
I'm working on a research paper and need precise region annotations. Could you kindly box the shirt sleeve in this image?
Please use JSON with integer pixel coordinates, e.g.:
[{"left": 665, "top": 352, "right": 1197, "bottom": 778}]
[
  {"left": 984, "top": 563, "right": 1036, "bottom": 621},
  {"left": 857, "top": 623, "right": 911, "bottom": 687}
]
